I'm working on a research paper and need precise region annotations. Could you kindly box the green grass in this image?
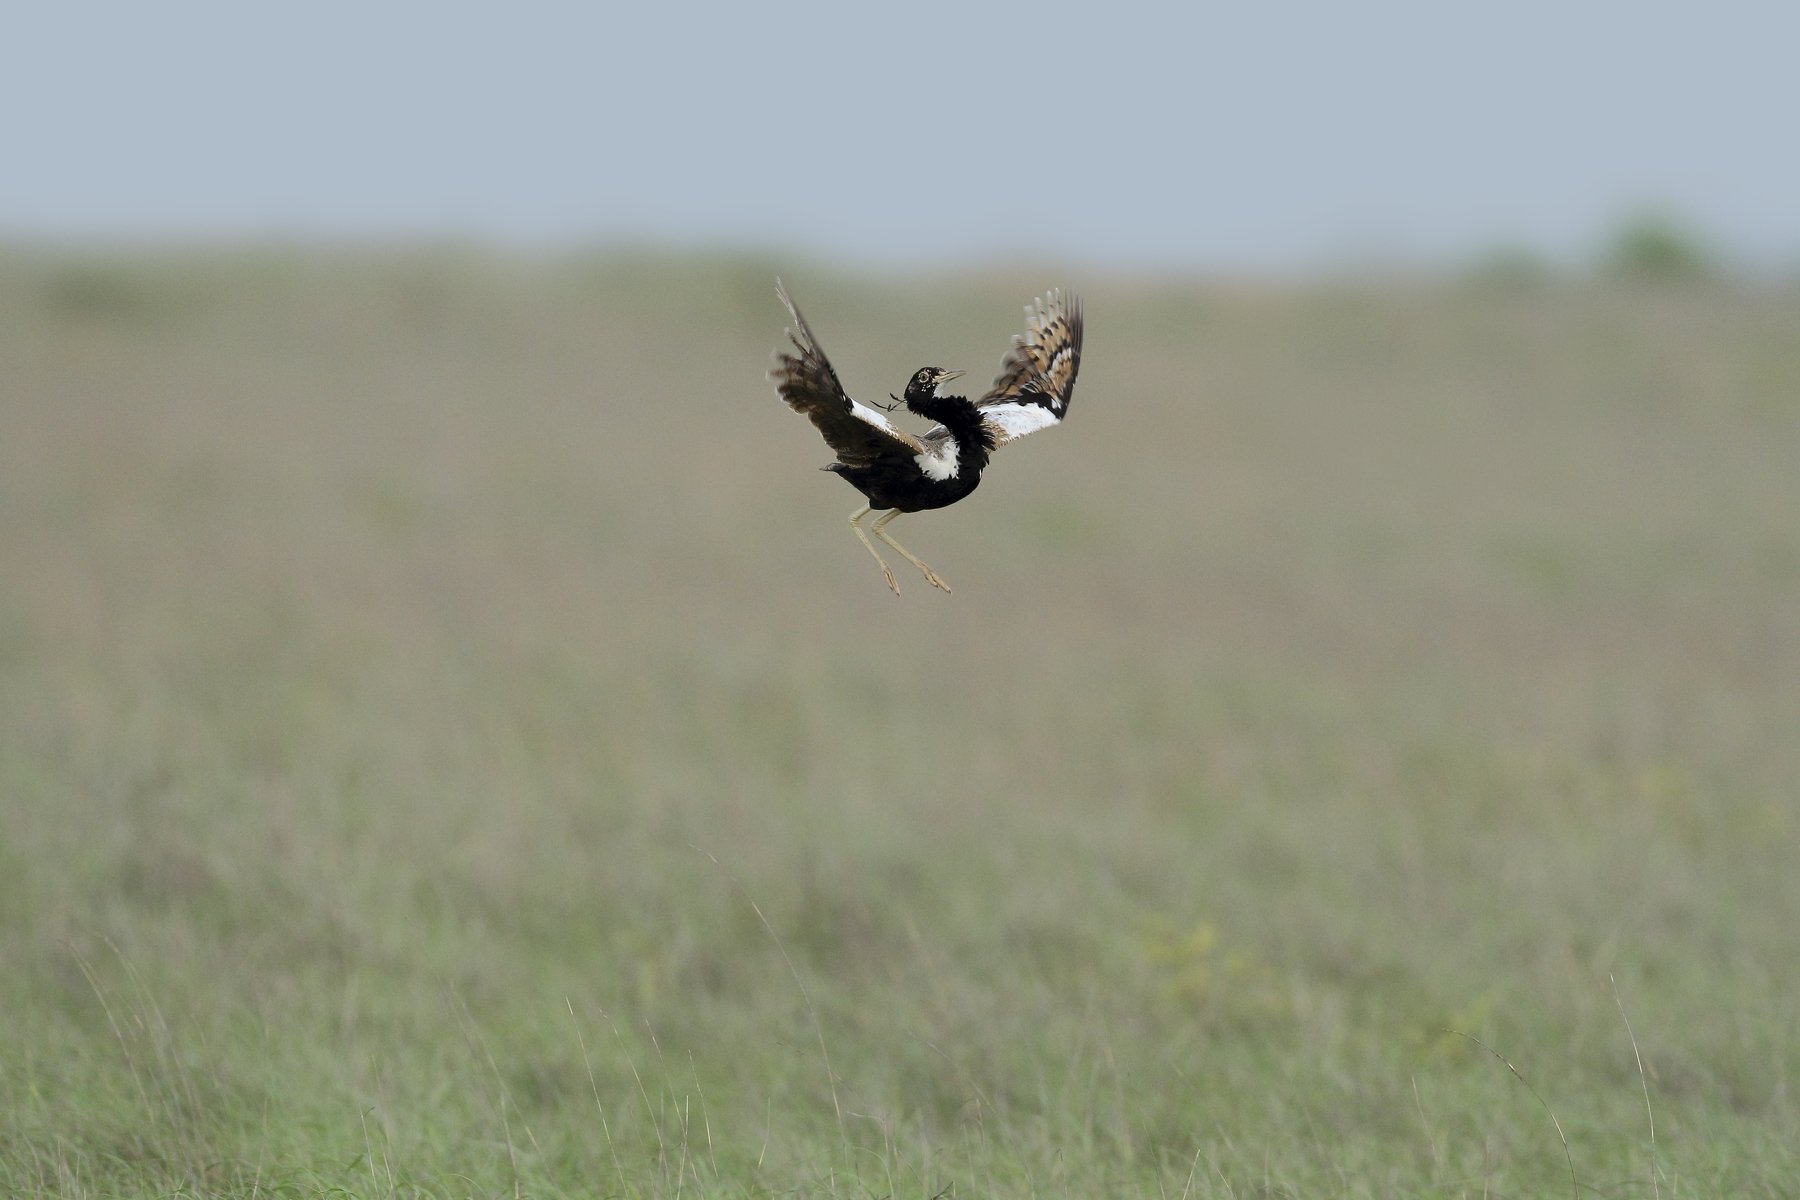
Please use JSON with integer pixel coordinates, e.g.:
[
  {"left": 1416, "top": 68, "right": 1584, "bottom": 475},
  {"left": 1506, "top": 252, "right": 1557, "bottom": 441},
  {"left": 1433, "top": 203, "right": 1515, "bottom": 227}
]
[{"left": 3, "top": 248, "right": 1799, "bottom": 1196}]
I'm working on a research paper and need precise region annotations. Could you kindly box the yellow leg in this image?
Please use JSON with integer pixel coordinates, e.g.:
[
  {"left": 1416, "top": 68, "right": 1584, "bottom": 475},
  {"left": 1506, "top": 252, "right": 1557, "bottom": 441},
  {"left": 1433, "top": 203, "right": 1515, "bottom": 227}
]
[
  {"left": 872, "top": 509, "right": 951, "bottom": 594},
  {"left": 850, "top": 505, "right": 900, "bottom": 595}
]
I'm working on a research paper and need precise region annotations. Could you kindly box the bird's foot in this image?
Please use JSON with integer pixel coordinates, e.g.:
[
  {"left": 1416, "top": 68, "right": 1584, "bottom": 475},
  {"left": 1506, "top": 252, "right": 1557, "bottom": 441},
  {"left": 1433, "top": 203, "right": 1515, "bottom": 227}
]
[
  {"left": 882, "top": 565, "right": 901, "bottom": 595},
  {"left": 921, "top": 567, "right": 952, "bottom": 594}
]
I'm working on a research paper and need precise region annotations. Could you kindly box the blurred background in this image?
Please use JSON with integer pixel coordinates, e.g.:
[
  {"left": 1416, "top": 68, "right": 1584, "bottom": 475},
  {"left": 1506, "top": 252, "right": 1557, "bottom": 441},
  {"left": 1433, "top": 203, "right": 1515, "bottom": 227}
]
[{"left": 5, "top": 2, "right": 1800, "bottom": 1195}]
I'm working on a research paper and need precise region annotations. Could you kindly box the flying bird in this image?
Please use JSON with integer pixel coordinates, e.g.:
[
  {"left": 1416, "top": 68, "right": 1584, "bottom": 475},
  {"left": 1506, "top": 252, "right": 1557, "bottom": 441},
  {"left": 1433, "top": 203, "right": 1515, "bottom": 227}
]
[{"left": 769, "top": 280, "right": 1085, "bottom": 594}]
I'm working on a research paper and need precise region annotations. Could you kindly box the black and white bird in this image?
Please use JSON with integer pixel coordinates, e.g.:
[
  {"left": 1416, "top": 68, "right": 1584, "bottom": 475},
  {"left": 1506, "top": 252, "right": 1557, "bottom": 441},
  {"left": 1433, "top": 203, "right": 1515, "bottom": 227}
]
[{"left": 769, "top": 280, "right": 1085, "bottom": 594}]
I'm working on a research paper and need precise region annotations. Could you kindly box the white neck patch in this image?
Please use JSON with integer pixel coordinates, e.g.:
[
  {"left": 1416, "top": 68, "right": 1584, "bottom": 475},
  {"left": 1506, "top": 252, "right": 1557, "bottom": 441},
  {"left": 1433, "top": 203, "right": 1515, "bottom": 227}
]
[{"left": 915, "top": 436, "right": 960, "bottom": 481}]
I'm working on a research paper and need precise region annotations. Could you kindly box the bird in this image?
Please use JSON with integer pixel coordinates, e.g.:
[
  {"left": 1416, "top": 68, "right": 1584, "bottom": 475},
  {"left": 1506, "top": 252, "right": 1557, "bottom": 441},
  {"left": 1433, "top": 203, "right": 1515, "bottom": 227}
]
[{"left": 769, "top": 279, "right": 1084, "bottom": 594}]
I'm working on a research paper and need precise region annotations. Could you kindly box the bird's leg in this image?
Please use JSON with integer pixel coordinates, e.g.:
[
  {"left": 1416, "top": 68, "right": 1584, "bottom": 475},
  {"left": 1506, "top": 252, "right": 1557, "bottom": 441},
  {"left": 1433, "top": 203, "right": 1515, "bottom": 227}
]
[
  {"left": 850, "top": 505, "right": 900, "bottom": 595},
  {"left": 871, "top": 509, "right": 951, "bottom": 594}
]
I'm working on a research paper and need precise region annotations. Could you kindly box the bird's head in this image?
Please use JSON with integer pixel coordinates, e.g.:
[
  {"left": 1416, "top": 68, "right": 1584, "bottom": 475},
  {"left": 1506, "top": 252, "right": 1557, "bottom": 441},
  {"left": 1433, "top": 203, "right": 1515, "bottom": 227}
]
[{"left": 896, "top": 367, "right": 966, "bottom": 415}]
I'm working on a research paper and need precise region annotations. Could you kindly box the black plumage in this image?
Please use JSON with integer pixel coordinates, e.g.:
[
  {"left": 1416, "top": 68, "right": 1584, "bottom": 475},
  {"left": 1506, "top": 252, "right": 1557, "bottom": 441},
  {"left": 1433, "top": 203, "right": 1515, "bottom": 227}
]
[
  {"left": 769, "top": 279, "right": 1085, "bottom": 594},
  {"left": 823, "top": 366, "right": 995, "bottom": 514}
]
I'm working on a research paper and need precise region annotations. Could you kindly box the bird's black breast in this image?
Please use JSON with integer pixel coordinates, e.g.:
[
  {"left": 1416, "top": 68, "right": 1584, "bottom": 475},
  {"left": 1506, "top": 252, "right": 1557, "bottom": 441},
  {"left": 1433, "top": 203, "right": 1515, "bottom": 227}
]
[{"left": 827, "top": 461, "right": 981, "bottom": 513}]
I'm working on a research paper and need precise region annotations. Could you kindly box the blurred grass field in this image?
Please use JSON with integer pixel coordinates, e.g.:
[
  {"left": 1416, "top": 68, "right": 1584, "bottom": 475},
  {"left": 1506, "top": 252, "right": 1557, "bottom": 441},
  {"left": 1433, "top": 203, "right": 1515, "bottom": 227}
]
[{"left": 2, "top": 247, "right": 1799, "bottom": 1197}]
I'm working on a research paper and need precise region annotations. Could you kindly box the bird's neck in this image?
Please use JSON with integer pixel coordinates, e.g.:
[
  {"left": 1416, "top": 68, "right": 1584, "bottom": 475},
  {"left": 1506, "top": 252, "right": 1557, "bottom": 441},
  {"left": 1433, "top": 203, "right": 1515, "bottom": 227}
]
[
  {"left": 901, "top": 380, "right": 944, "bottom": 415},
  {"left": 910, "top": 392, "right": 994, "bottom": 472}
]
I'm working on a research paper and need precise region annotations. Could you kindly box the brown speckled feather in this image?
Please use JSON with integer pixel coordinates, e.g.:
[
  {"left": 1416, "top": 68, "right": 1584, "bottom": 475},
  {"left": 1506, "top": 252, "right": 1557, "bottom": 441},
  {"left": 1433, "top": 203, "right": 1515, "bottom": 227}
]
[{"left": 981, "top": 289, "right": 1083, "bottom": 411}]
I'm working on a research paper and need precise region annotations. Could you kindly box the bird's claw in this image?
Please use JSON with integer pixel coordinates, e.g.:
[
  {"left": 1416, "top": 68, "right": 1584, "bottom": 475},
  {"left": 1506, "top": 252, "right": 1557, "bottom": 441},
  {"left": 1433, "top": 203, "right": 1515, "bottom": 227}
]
[{"left": 883, "top": 566, "right": 901, "bottom": 595}]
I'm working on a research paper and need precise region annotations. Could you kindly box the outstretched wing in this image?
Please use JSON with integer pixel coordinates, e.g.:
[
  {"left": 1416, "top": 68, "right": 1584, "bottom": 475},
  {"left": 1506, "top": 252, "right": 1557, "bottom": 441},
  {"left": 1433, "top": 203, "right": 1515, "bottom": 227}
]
[
  {"left": 981, "top": 289, "right": 1083, "bottom": 410},
  {"left": 770, "top": 279, "right": 924, "bottom": 465},
  {"left": 924, "top": 289, "right": 1084, "bottom": 450}
]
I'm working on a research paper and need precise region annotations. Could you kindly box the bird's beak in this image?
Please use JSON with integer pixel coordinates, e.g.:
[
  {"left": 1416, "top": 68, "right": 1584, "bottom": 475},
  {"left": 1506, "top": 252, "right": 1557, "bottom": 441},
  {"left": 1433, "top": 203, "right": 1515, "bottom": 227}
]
[{"left": 939, "top": 369, "right": 966, "bottom": 384}]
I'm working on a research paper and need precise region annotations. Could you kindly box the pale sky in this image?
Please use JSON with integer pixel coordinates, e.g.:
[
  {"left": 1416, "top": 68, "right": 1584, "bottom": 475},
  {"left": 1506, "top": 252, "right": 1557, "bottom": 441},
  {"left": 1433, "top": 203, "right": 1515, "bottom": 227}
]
[{"left": 7, "top": 0, "right": 1797, "bottom": 269}]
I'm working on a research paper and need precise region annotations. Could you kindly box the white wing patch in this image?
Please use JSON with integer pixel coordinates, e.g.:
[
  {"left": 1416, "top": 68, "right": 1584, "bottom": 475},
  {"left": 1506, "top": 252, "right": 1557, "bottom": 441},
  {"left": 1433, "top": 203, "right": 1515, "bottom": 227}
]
[
  {"left": 915, "top": 436, "right": 960, "bottom": 481},
  {"left": 849, "top": 399, "right": 907, "bottom": 441},
  {"left": 982, "top": 402, "right": 1062, "bottom": 445}
]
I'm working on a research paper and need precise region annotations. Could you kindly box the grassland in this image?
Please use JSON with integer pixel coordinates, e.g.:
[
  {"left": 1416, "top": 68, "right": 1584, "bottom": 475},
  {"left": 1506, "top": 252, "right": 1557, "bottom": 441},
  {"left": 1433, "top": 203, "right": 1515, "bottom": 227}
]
[{"left": 2, "top": 247, "right": 1798, "bottom": 1197}]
